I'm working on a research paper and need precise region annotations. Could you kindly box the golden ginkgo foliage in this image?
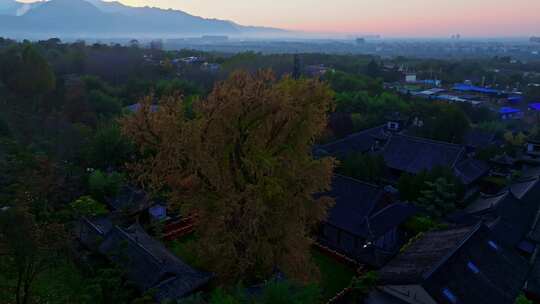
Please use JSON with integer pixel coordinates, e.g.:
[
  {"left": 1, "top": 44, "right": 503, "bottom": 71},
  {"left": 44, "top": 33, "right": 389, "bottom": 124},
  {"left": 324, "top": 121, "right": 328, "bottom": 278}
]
[{"left": 121, "top": 70, "right": 335, "bottom": 283}]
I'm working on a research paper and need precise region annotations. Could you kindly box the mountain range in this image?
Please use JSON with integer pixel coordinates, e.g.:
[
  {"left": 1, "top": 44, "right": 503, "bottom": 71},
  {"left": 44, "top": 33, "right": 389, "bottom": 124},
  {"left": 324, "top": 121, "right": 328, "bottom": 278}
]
[{"left": 0, "top": 0, "right": 286, "bottom": 38}]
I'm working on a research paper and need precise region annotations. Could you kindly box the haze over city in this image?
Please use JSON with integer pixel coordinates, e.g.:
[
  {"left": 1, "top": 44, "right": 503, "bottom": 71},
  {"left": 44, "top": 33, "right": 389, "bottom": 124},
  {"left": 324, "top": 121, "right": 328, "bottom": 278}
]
[{"left": 16, "top": 0, "right": 540, "bottom": 37}]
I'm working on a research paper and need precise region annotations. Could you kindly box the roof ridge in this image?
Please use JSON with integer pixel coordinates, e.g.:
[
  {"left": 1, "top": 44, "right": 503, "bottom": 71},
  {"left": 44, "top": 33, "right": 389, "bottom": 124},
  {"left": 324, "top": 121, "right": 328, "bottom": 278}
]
[
  {"left": 422, "top": 222, "right": 483, "bottom": 280},
  {"left": 319, "top": 125, "right": 386, "bottom": 148},
  {"left": 509, "top": 176, "right": 540, "bottom": 200},
  {"left": 334, "top": 174, "right": 381, "bottom": 189},
  {"left": 369, "top": 201, "right": 407, "bottom": 219},
  {"left": 392, "top": 133, "right": 465, "bottom": 149},
  {"left": 451, "top": 148, "right": 467, "bottom": 169},
  {"left": 115, "top": 225, "right": 164, "bottom": 265},
  {"left": 82, "top": 216, "right": 105, "bottom": 235},
  {"left": 479, "top": 190, "right": 509, "bottom": 199}
]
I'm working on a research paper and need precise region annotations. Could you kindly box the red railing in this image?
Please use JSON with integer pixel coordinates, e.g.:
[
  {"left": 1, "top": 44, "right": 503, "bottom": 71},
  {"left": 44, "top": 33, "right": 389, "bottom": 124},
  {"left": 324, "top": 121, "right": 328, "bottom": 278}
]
[{"left": 162, "top": 214, "right": 197, "bottom": 241}]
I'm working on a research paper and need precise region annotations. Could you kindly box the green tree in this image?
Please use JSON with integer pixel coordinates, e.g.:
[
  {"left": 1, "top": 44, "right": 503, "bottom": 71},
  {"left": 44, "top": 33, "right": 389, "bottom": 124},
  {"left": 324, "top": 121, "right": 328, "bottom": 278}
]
[
  {"left": 398, "top": 167, "right": 462, "bottom": 205},
  {"left": 515, "top": 294, "right": 533, "bottom": 304},
  {"left": 259, "top": 280, "right": 321, "bottom": 304},
  {"left": 417, "top": 177, "right": 457, "bottom": 218},
  {"left": 325, "top": 70, "right": 382, "bottom": 94},
  {"left": 402, "top": 215, "right": 446, "bottom": 235},
  {"left": 88, "top": 170, "right": 124, "bottom": 201},
  {"left": 0, "top": 206, "right": 65, "bottom": 304},
  {"left": 349, "top": 271, "right": 378, "bottom": 300},
  {"left": 70, "top": 195, "right": 108, "bottom": 218},
  {"left": 0, "top": 117, "right": 11, "bottom": 138},
  {"left": 0, "top": 44, "right": 56, "bottom": 97},
  {"left": 525, "top": 85, "right": 540, "bottom": 102},
  {"left": 85, "top": 123, "right": 133, "bottom": 169},
  {"left": 339, "top": 153, "right": 385, "bottom": 183},
  {"left": 87, "top": 89, "right": 122, "bottom": 118},
  {"left": 418, "top": 104, "right": 470, "bottom": 143},
  {"left": 365, "top": 60, "right": 380, "bottom": 79}
]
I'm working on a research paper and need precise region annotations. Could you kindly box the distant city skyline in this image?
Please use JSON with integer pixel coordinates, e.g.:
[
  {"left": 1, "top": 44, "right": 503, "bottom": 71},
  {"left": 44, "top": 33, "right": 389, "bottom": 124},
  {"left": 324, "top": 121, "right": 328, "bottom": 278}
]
[{"left": 18, "top": 0, "right": 540, "bottom": 37}]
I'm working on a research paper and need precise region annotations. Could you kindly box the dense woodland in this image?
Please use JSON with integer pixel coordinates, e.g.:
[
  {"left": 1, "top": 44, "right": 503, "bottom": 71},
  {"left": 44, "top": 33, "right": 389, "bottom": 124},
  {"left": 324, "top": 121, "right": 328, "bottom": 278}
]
[{"left": 1, "top": 38, "right": 539, "bottom": 304}]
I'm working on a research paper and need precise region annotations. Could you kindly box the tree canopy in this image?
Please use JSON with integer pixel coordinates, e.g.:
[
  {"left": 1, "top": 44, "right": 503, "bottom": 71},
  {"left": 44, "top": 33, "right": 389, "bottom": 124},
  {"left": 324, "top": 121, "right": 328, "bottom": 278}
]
[{"left": 121, "top": 70, "right": 336, "bottom": 283}]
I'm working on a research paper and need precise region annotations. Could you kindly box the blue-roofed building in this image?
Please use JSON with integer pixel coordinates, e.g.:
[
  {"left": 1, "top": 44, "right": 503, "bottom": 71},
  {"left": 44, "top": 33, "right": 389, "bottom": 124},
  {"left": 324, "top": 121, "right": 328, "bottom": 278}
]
[
  {"left": 499, "top": 107, "right": 523, "bottom": 120},
  {"left": 529, "top": 103, "right": 540, "bottom": 112},
  {"left": 318, "top": 175, "right": 417, "bottom": 266},
  {"left": 508, "top": 96, "right": 523, "bottom": 103},
  {"left": 125, "top": 103, "right": 159, "bottom": 113},
  {"left": 453, "top": 83, "right": 502, "bottom": 96}
]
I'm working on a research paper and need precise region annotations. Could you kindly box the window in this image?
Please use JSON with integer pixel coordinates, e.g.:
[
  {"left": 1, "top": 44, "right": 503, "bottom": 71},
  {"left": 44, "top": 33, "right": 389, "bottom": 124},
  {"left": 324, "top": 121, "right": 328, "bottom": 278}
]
[
  {"left": 387, "top": 121, "right": 399, "bottom": 130},
  {"left": 488, "top": 240, "right": 499, "bottom": 251},
  {"left": 442, "top": 288, "right": 457, "bottom": 304},
  {"left": 467, "top": 261, "right": 480, "bottom": 274}
]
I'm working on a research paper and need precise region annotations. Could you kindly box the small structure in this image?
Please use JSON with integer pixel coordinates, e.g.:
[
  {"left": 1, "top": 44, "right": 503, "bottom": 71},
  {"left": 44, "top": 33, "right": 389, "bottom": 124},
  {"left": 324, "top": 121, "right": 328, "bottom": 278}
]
[
  {"left": 181, "top": 56, "right": 203, "bottom": 64},
  {"left": 125, "top": 103, "right": 159, "bottom": 113},
  {"left": 76, "top": 217, "right": 212, "bottom": 302},
  {"left": 385, "top": 112, "right": 408, "bottom": 132},
  {"left": 527, "top": 139, "right": 540, "bottom": 157},
  {"left": 200, "top": 62, "right": 220, "bottom": 72},
  {"left": 405, "top": 73, "right": 417, "bottom": 83},
  {"left": 318, "top": 175, "right": 417, "bottom": 266},
  {"left": 304, "top": 64, "right": 330, "bottom": 77},
  {"left": 376, "top": 223, "right": 528, "bottom": 304}
]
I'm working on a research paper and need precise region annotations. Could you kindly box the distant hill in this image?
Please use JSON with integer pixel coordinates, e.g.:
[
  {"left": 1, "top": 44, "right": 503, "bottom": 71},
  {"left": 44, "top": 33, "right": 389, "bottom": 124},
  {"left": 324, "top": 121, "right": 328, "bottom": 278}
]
[
  {"left": 0, "top": 0, "right": 40, "bottom": 16},
  {"left": 0, "top": 0, "right": 286, "bottom": 37}
]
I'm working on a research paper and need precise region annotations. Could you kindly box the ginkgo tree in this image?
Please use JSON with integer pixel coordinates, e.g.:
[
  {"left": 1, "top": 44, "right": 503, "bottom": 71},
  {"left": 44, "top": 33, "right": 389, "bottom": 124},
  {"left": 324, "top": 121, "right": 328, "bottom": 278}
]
[{"left": 121, "top": 70, "right": 335, "bottom": 283}]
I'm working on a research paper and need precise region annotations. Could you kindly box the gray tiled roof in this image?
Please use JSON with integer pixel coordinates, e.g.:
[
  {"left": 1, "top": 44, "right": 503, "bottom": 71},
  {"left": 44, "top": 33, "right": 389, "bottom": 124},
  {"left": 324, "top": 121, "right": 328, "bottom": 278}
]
[
  {"left": 382, "top": 134, "right": 466, "bottom": 174},
  {"left": 379, "top": 224, "right": 528, "bottom": 304},
  {"left": 77, "top": 217, "right": 211, "bottom": 302},
  {"left": 464, "top": 191, "right": 509, "bottom": 214},
  {"left": 454, "top": 158, "right": 490, "bottom": 185},
  {"left": 323, "top": 175, "right": 416, "bottom": 240},
  {"left": 314, "top": 125, "right": 389, "bottom": 158},
  {"left": 378, "top": 225, "right": 477, "bottom": 285},
  {"left": 324, "top": 175, "right": 383, "bottom": 237},
  {"left": 463, "top": 128, "right": 497, "bottom": 149},
  {"left": 105, "top": 185, "right": 153, "bottom": 213},
  {"left": 98, "top": 224, "right": 212, "bottom": 301}
]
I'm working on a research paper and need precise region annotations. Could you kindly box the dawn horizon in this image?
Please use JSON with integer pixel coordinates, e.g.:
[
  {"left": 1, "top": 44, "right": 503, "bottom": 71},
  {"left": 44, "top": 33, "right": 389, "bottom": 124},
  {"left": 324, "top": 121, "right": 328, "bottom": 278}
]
[{"left": 15, "top": 0, "right": 540, "bottom": 37}]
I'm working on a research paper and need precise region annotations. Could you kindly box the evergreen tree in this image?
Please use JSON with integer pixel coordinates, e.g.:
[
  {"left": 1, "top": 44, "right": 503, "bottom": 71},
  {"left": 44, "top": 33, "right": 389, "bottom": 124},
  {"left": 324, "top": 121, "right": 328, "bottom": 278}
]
[{"left": 417, "top": 177, "right": 457, "bottom": 217}]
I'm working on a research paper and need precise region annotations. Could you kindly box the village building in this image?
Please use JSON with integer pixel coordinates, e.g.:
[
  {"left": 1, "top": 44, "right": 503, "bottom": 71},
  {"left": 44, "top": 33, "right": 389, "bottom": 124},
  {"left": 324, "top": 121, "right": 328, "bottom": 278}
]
[
  {"left": 318, "top": 175, "right": 417, "bottom": 266},
  {"left": 314, "top": 125, "right": 390, "bottom": 158},
  {"left": 376, "top": 223, "right": 528, "bottom": 304},
  {"left": 462, "top": 128, "right": 498, "bottom": 151},
  {"left": 499, "top": 107, "right": 524, "bottom": 120},
  {"left": 381, "top": 134, "right": 490, "bottom": 186},
  {"left": 75, "top": 216, "right": 212, "bottom": 302}
]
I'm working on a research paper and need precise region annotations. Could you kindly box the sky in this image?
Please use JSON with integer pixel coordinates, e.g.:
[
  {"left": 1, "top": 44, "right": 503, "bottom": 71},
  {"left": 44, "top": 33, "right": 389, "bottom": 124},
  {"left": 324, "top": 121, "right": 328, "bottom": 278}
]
[{"left": 19, "top": 0, "right": 540, "bottom": 37}]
